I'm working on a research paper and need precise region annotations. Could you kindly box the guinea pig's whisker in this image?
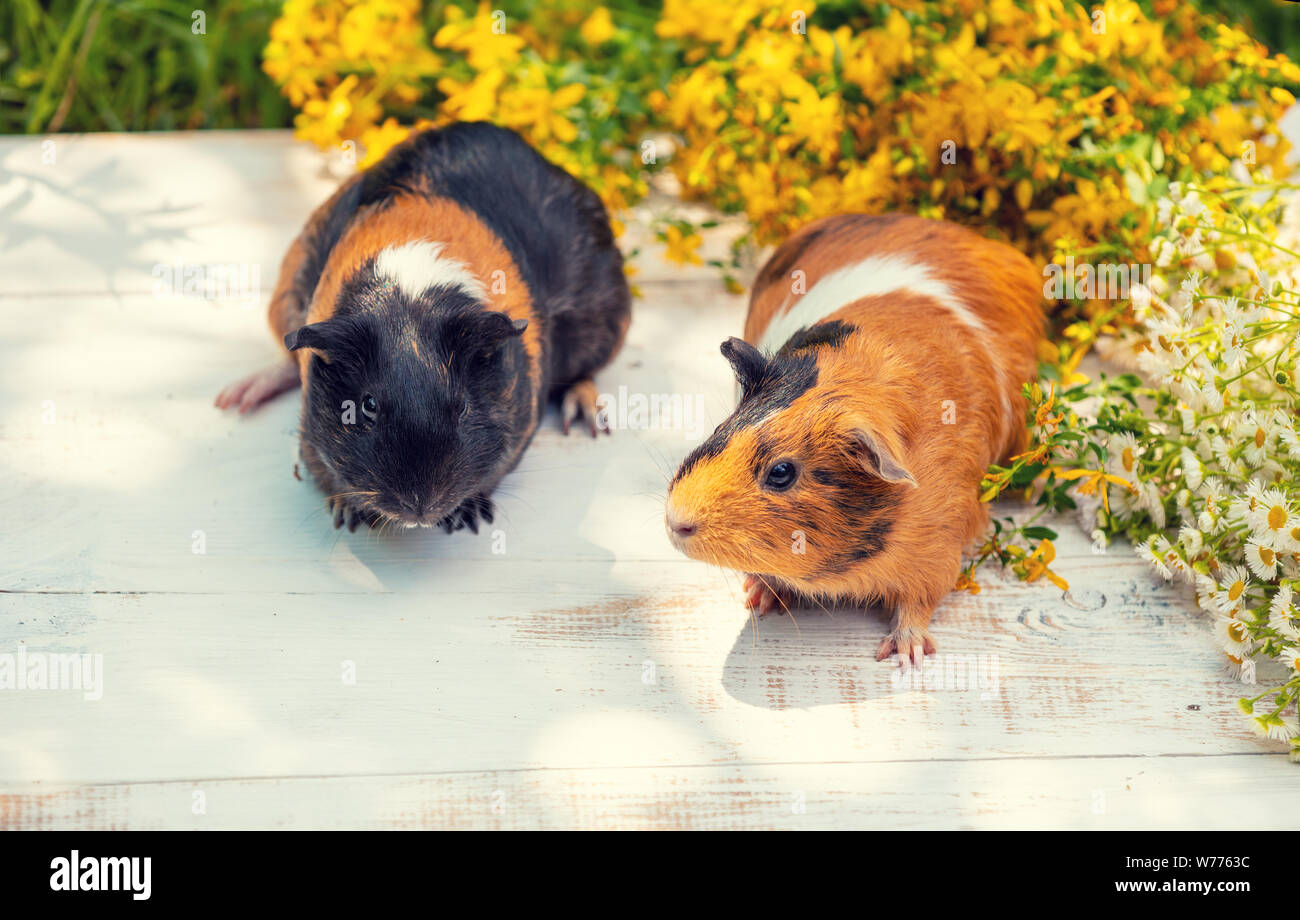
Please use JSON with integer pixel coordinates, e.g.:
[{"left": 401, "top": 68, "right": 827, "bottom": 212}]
[
  {"left": 716, "top": 566, "right": 760, "bottom": 649},
  {"left": 491, "top": 488, "right": 533, "bottom": 514},
  {"left": 632, "top": 435, "right": 676, "bottom": 486},
  {"left": 797, "top": 586, "right": 834, "bottom": 619},
  {"left": 329, "top": 490, "right": 380, "bottom": 502},
  {"left": 291, "top": 502, "right": 329, "bottom": 536},
  {"left": 754, "top": 572, "right": 801, "bottom": 639}
]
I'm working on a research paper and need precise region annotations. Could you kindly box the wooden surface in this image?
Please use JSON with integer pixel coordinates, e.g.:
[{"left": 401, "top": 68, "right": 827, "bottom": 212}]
[{"left": 0, "top": 131, "right": 1296, "bottom": 830}]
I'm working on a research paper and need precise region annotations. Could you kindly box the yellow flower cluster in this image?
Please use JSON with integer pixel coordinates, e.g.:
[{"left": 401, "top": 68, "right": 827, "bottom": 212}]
[
  {"left": 655, "top": 0, "right": 1296, "bottom": 290},
  {"left": 264, "top": 1, "right": 647, "bottom": 210},
  {"left": 264, "top": 0, "right": 1297, "bottom": 307},
  {"left": 263, "top": 0, "right": 439, "bottom": 164}
]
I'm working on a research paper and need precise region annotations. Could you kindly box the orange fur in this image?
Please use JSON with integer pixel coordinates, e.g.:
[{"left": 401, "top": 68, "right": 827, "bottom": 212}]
[
  {"left": 267, "top": 173, "right": 362, "bottom": 349},
  {"left": 745, "top": 213, "right": 1041, "bottom": 464},
  {"left": 667, "top": 214, "right": 1044, "bottom": 658}
]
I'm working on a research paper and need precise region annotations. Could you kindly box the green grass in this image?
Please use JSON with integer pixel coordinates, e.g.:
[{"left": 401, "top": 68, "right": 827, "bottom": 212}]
[
  {"left": 1197, "top": 0, "right": 1300, "bottom": 63},
  {"left": 1, "top": 0, "right": 1296, "bottom": 137},
  {"left": 0, "top": 0, "right": 290, "bottom": 134}
]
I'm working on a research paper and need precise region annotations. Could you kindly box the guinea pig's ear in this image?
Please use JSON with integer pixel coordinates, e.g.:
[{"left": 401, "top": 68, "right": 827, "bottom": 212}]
[
  {"left": 284, "top": 322, "right": 337, "bottom": 361},
  {"left": 848, "top": 426, "right": 917, "bottom": 487},
  {"left": 720, "top": 337, "right": 768, "bottom": 396},
  {"left": 479, "top": 312, "right": 528, "bottom": 343}
]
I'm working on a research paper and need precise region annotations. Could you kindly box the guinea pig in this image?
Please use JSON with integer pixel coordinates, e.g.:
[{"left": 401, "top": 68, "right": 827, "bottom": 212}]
[
  {"left": 216, "top": 122, "right": 631, "bottom": 532},
  {"left": 664, "top": 213, "right": 1043, "bottom": 665}
]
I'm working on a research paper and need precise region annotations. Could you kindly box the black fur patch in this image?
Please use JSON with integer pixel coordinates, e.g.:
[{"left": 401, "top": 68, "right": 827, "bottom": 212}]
[
  {"left": 819, "top": 477, "right": 898, "bottom": 572},
  {"left": 672, "top": 346, "right": 819, "bottom": 483},
  {"left": 673, "top": 320, "right": 854, "bottom": 483},
  {"left": 775, "top": 320, "right": 856, "bottom": 359},
  {"left": 292, "top": 261, "right": 533, "bottom": 523}
]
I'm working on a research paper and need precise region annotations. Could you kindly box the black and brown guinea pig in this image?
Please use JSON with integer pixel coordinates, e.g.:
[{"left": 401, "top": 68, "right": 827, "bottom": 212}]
[
  {"left": 665, "top": 214, "right": 1043, "bottom": 665},
  {"left": 216, "top": 122, "right": 631, "bottom": 532}
]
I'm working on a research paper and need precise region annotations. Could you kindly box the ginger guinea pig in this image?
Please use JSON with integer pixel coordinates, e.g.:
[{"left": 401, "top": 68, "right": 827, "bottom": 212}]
[
  {"left": 217, "top": 122, "right": 630, "bottom": 532},
  {"left": 665, "top": 214, "right": 1043, "bottom": 664}
]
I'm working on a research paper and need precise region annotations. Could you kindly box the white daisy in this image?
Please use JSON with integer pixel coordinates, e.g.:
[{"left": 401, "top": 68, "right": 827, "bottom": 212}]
[
  {"left": 1247, "top": 487, "right": 1293, "bottom": 546},
  {"left": 1219, "top": 312, "right": 1248, "bottom": 369},
  {"left": 1153, "top": 236, "right": 1177, "bottom": 268},
  {"left": 1106, "top": 431, "right": 1142, "bottom": 484},
  {"left": 1199, "top": 379, "right": 1224, "bottom": 413},
  {"left": 1213, "top": 564, "right": 1251, "bottom": 615},
  {"left": 1138, "top": 535, "right": 1171, "bottom": 580},
  {"left": 1216, "top": 613, "right": 1252, "bottom": 658},
  {"left": 1245, "top": 540, "right": 1280, "bottom": 579},
  {"left": 1272, "top": 409, "right": 1300, "bottom": 460},
  {"left": 1161, "top": 545, "right": 1190, "bottom": 582},
  {"left": 1223, "top": 652, "right": 1255, "bottom": 684},
  {"left": 1253, "top": 713, "right": 1299, "bottom": 742},
  {"left": 1235, "top": 413, "right": 1273, "bottom": 467},
  {"left": 1210, "top": 433, "right": 1235, "bottom": 469},
  {"left": 1178, "top": 525, "right": 1204, "bottom": 557},
  {"left": 1269, "top": 586, "right": 1300, "bottom": 641}
]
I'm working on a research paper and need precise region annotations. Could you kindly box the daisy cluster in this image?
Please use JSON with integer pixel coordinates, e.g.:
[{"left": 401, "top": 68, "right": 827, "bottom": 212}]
[{"left": 1010, "top": 181, "right": 1300, "bottom": 755}]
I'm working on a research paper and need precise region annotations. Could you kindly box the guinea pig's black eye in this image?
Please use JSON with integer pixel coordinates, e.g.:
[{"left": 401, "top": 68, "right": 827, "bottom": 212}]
[
  {"left": 764, "top": 461, "right": 799, "bottom": 492},
  {"left": 459, "top": 398, "right": 471, "bottom": 421},
  {"left": 361, "top": 394, "right": 378, "bottom": 419}
]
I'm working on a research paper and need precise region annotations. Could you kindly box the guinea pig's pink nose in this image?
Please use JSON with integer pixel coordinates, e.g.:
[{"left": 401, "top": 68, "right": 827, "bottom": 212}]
[{"left": 665, "top": 510, "right": 697, "bottom": 538}]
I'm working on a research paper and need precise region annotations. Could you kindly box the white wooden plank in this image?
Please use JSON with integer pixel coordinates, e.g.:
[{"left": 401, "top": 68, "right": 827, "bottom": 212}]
[
  {"left": 3, "top": 755, "right": 1295, "bottom": 830},
  {"left": 0, "top": 570, "right": 1283, "bottom": 789},
  {"left": 0, "top": 131, "right": 746, "bottom": 300}
]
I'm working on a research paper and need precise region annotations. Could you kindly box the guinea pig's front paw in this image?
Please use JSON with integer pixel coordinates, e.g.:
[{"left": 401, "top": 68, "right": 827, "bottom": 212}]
[
  {"left": 438, "top": 494, "right": 494, "bottom": 535},
  {"left": 328, "top": 497, "right": 379, "bottom": 532},
  {"left": 743, "top": 573, "right": 790, "bottom": 617},
  {"left": 876, "top": 624, "right": 937, "bottom": 668}
]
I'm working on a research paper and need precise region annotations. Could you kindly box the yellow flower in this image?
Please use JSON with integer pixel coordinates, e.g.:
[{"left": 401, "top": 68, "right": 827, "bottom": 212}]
[
  {"left": 781, "top": 84, "right": 842, "bottom": 160},
  {"left": 438, "top": 70, "right": 505, "bottom": 122},
  {"left": 955, "top": 570, "right": 982, "bottom": 594},
  {"left": 580, "top": 8, "right": 615, "bottom": 46},
  {"left": 655, "top": 0, "right": 789, "bottom": 58},
  {"left": 434, "top": 3, "right": 525, "bottom": 72},
  {"left": 297, "top": 74, "right": 361, "bottom": 149},
  {"left": 359, "top": 117, "right": 412, "bottom": 169},
  {"left": 499, "top": 78, "right": 586, "bottom": 143},
  {"left": 663, "top": 226, "right": 703, "bottom": 265},
  {"left": 1021, "top": 539, "right": 1069, "bottom": 591},
  {"left": 1054, "top": 466, "right": 1137, "bottom": 513}
]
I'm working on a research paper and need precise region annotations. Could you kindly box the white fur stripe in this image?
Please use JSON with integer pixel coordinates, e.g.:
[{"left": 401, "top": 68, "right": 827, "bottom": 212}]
[
  {"left": 754, "top": 253, "right": 1012, "bottom": 432},
  {"left": 756, "top": 255, "right": 990, "bottom": 355},
  {"left": 374, "top": 240, "right": 487, "bottom": 301}
]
